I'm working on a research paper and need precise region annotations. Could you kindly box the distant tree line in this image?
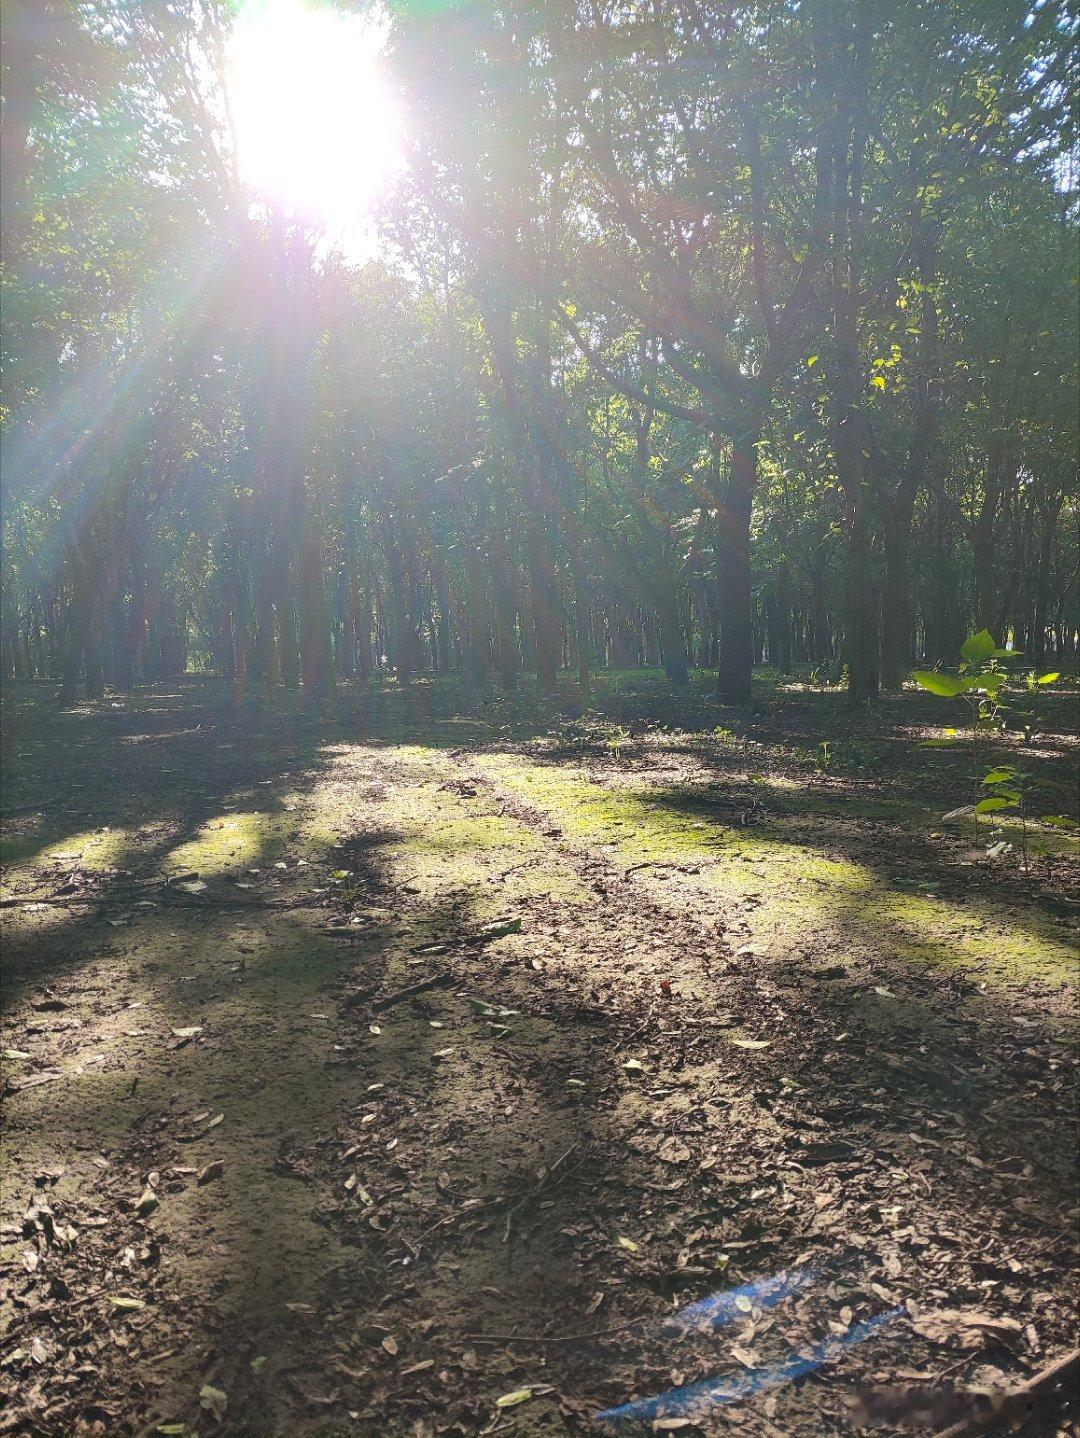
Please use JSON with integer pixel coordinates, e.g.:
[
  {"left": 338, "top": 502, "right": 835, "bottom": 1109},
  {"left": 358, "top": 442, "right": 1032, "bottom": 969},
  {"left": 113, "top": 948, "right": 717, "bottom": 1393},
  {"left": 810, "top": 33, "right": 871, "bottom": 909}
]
[{"left": 2, "top": 0, "right": 1077, "bottom": 705}]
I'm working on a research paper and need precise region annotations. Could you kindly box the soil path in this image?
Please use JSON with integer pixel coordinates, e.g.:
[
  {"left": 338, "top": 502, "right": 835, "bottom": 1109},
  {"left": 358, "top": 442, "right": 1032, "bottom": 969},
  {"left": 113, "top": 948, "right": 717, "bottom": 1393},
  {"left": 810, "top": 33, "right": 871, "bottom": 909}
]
[{"left": 1, "top": 680, "right": 1076, "bottom": 1437}]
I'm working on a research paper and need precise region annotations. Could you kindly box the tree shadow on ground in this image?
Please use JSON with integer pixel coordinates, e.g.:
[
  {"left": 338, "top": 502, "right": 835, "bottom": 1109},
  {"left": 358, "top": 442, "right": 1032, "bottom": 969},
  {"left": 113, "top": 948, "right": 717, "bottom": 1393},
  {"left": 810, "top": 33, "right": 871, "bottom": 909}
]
[{"left": 2, "top": 679, "right": 1077, "bottom": 1435}]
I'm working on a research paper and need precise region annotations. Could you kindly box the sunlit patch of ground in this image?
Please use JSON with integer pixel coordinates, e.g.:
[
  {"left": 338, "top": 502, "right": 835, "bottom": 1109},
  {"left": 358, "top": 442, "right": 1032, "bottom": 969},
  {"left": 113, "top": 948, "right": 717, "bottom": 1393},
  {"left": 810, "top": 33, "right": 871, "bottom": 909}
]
[
  {"left": 1, "top": 678, "right": 1076, "bottom": 1436},
  {"left": 473, "top": 755, "right": 1077, "bottom": 992}
]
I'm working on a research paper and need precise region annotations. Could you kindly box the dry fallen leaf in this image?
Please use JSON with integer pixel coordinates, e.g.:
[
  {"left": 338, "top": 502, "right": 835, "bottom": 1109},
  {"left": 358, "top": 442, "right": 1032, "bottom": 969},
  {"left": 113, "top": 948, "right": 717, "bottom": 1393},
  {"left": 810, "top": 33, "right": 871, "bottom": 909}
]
[
  {"left": 658, "top": 1137, "right": 692, "bottom": 1165},
  {"left": 135, "top": 1186, "right": 159, "bottom": 1217},
  {"left": 910, "top": 1309, "right": 1023, "bottom": 1348}
]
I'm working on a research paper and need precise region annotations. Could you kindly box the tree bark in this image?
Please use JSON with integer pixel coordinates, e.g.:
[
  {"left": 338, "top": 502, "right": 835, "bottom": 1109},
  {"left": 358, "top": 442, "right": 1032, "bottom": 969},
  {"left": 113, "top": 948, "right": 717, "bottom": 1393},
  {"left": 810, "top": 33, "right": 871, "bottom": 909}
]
[{"left": 715, "top": 436, "right": 759, "bottom": 705}]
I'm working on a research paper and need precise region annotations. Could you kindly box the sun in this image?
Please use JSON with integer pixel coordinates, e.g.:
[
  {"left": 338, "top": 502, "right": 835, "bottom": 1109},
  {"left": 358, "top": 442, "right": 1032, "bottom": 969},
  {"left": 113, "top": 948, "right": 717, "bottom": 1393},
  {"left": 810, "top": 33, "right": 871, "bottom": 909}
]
[{"left": 226, "top": 0, "right": 402, "bottom": 243}]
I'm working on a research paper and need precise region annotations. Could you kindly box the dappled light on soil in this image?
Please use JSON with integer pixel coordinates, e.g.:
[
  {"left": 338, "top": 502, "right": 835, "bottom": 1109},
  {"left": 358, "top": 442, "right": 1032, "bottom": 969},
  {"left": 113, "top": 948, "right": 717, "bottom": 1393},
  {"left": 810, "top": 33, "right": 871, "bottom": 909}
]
[
  {"left": 4, "top": 0, "right": 1077, "bottom": 1422},
  {"left": 2, "top": 680, "right": 1076, "bottom": 1434}
]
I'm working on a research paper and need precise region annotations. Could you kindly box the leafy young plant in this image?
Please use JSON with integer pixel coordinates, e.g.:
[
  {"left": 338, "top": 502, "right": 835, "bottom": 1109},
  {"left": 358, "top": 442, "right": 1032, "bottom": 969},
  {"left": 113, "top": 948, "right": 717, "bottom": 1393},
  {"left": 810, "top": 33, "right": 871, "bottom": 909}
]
[{"left": 912, "top": 631, "right": 1063, "bottom": 869}]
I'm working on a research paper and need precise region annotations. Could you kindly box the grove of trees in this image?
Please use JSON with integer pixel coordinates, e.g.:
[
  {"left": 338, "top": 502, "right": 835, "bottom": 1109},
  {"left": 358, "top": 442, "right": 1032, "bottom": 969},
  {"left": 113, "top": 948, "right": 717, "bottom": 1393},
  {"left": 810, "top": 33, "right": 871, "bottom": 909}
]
[{"left": 2, "top": 0, "right": 1077, "bottom": 706}]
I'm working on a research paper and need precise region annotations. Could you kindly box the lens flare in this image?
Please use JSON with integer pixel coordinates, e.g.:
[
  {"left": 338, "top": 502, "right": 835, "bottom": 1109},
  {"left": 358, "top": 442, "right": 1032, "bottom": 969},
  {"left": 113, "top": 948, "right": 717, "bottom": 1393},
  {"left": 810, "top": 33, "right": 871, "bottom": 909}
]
[{"left": 226, "top": 0, "right": 402, "bottom": 241}]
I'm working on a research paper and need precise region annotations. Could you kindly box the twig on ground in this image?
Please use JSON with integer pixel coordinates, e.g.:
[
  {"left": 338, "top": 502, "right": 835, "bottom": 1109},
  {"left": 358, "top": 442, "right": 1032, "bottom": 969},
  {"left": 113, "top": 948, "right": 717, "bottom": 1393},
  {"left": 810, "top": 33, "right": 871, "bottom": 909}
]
[
  {"left": 623, "top": 860, "right": 678, "bottom": 878},
  {"left": 497, "top": 860, "right": 540, "bottom": 881},
  {"left": 934, "top": 1347, "right": 1079, "bottom": 1437},
  {"left": 0, "top": 895, "right": 91, "bottom": 908},
  {"left": 502, "top": 1141, "right": 581, "bottom": 1243},
  {"left": 345, "top": 971, "right": 454, "bottom": 1013},
  {"left": 462, "top": 1315, "right": 649, "bottom": 1345}
]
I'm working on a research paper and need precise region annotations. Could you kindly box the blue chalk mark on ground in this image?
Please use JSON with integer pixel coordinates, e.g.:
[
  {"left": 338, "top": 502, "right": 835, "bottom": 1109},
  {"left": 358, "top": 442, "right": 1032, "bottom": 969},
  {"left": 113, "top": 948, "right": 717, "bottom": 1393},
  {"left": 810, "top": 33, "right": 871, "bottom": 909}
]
[
  {"left": 597, "top": 1308, "right": 903, "bottom": 1426},
  {"left": 664, "top": 1268, "right": 816, "bottom": 1334}
]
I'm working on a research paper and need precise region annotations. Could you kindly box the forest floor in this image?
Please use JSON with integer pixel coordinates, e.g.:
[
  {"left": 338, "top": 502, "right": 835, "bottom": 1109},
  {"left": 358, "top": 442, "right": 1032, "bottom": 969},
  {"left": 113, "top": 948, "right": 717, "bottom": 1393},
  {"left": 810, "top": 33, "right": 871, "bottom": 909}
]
[{"left": 1, "top": 672, "right": 1077, "bottom": 1438}]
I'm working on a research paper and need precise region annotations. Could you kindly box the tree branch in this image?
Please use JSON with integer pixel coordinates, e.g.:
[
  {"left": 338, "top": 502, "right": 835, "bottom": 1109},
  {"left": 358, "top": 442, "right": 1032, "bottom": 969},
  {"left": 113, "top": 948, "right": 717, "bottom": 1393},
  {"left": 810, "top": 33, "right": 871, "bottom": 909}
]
[{"left": 554, "top": 305, "right": 716, "bottom": 431}]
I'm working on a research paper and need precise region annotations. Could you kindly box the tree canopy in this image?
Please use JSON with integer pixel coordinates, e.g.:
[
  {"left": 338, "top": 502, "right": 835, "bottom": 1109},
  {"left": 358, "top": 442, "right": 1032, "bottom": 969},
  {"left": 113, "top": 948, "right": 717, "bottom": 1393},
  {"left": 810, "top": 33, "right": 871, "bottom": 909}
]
[{"left": 2, "top": 0, "right": 1077, "bottom": 703}]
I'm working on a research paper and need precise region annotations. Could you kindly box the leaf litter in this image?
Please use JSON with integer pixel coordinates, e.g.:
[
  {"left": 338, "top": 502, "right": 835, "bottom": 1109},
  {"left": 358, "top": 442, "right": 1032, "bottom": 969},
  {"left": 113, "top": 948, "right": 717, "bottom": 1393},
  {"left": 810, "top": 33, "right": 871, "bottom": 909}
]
[{"left": 0, "top": 682, "right": 1076, "bottom": 1437}]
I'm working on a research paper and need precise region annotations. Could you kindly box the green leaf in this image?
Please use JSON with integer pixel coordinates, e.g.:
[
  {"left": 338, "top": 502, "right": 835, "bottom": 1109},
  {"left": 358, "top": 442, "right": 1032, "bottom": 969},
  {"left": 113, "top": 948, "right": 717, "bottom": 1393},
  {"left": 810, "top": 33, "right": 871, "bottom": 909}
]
[
  {"left": 913, "top": 671, "right": 968, "bottom": 697},
  {"left": 479, "top": 916, "right": 522, "bottom": 940},
  {"left": 1036, "top": 672, "right": 1060, "bottom": 685},
  {"left": 200, "top": 1384, "right": 227, "bottom": 1417},
  {"left": 960, "top": 630, "right": 996, "bottom": 665},
  {"left": 870, "top": 374, "right": 886, "bottom": 390},
  {"left": 975, "top": 796, "right": 1016, "bottom": 814},
  {"left": 806, "top": 355, "right": 819, "bottom": 367},
  {"left": 983, "top": 768, "right": 1018, "bottom": 784},
  {"left": 156, "top": 1426, "right": 186, "bottom": 1436},
  {"left": 1042, "top": 815, "right": 1078, "bottom": 829},
  {"left": 921, "top": 738, "right": 959, "bottom": 748},
  {"left": 495, "top": 1388, "right": 534, "bottom": 1408}
]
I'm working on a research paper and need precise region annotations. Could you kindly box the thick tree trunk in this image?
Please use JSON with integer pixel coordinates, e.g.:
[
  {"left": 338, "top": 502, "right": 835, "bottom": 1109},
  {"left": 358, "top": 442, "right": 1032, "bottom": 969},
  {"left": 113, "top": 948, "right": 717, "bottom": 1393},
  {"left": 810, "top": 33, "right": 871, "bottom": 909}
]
[
  {"left": 299, "top": 531, "right": 330, "bottom": 692},
  {"left": 715, "top": 437, "right": 759, "bottom": 705},
  {"left": 808, "top": 556, "right": 829, "bottom": 664},
  {"left": 59, "top": 548, "right": 99, "bottom": 705},
  {"left": 827, "top": 5, "right": 879, "bottom": 707},
  {"left": 84, "top": 624, "right": 105, "bottom": 700},
  {"left": 656, "top": 586, "right": 690, "bottom": 686},
  {"left": 880, "top": 519, "right": 912, "bottom": 690},
  {"left": 843, "top": 489, "right": 879, "bottom": 705},
  {"left": 525, "top": 516, "right": 560, "bottom": 695},
  {"left": 489, "top": 529, "right": 519, "bottom": 691},
  {"left": 1030, "top": 493, "right": 1064, "bottom": 660}
]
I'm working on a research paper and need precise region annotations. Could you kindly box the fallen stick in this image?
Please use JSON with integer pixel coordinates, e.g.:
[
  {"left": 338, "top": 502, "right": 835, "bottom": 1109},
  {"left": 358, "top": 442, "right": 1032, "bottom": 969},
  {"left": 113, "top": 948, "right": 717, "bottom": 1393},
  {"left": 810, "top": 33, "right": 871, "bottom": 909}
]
[
  {"left": 346, "top": 971, "right": 455, "bottom": 1013},
  {"left": 0, "top": 888, "right": 329, "bottom": 912},
  {"left": 502, "top": 1141, "right": 581, "bottom": 1243},
  {"left": 0, "top": 895, "right": 92, "bottom": 908},
  {"left": 623, "top": 860, "right": 679, "bottom": 878},
  {"left": 463, "top": 1316, "right": 649, "bottom": 1346},
  {"left": 933, "top": 1347, "right": 1079, "bottom": 1437}
]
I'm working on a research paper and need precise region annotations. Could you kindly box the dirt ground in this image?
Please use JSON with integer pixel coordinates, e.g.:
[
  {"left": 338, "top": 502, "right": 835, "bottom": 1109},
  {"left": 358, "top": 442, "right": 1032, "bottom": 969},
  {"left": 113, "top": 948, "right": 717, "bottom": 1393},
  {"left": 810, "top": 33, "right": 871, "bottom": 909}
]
[{"left": 1, "top": 672, "right": 1077, "bottom": 1438}]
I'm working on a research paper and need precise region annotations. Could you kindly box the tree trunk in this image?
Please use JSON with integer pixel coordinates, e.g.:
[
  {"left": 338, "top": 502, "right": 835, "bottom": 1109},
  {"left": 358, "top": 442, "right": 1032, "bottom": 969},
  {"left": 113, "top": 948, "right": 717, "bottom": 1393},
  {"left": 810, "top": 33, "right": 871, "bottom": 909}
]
[
  {"left": 656, "top": 586, "right": 690, "bottom": 686},
  {"left": 715, "top": 436, "right": 759, "bottom": 705},
  {"left": 879, "top": 519, "right": 912, "bottom": 690}
]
